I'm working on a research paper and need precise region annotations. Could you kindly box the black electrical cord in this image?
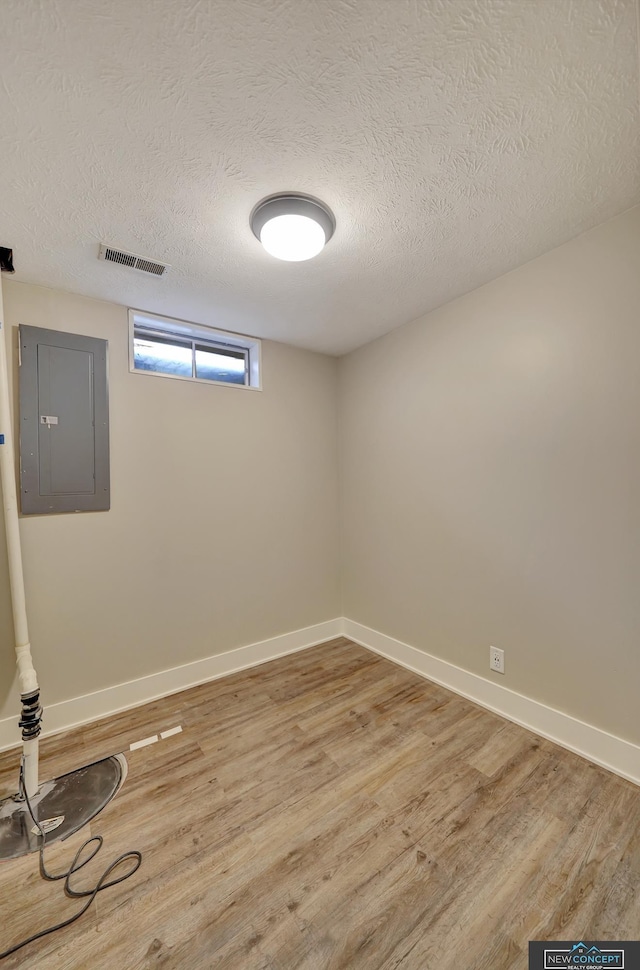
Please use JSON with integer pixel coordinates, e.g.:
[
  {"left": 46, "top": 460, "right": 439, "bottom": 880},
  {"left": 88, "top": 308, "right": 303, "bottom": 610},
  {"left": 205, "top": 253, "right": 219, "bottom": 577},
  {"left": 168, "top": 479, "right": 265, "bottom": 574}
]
[{"left": 0, "top": 758, "right": 142, "bottom": 960}]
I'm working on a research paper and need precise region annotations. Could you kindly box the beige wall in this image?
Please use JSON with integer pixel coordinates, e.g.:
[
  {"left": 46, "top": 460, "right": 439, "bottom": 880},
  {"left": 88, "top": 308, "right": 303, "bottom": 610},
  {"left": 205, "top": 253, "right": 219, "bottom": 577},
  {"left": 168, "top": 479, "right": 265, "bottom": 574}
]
[
  {"left": 339, "top": 204, "right": 640, "bottom": 745},
  {"left": 0, "top": 281, "right": 340, "bottom": 722}
]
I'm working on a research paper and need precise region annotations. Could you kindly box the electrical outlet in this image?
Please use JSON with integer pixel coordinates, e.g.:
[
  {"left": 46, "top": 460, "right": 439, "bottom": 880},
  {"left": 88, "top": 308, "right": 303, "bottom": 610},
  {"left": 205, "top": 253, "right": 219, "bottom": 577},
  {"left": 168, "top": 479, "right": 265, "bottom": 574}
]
[{"left": 489, "top": 646, "right": 505, "bottom": 675}]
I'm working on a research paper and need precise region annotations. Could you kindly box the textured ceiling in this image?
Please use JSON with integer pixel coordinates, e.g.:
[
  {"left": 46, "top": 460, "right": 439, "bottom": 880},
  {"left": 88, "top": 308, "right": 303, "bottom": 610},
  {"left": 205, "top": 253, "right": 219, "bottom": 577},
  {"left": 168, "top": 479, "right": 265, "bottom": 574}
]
[{"left": 1, "top": 0, "right": 639, "bottom": 355}]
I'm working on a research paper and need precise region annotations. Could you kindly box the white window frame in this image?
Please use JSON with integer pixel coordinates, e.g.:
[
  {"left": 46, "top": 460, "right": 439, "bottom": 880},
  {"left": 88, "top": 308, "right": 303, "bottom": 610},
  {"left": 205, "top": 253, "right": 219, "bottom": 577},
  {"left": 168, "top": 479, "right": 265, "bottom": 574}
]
[{"left": 128, "top": 309, "right": 262, "bottom": 390}]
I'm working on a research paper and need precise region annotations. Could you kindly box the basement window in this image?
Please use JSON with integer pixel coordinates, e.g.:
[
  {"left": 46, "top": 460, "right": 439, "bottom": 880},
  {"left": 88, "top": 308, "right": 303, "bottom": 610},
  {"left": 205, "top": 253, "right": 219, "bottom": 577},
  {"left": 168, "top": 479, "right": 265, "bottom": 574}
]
[{"left": 129, "top": 310, "right": 261, "bottom": 389}]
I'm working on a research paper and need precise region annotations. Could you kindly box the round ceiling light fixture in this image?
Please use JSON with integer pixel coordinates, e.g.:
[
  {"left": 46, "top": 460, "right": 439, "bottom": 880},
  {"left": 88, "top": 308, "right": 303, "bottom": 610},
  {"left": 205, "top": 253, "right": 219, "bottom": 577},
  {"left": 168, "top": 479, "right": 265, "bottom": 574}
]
[{"left": 251, "top": 193, "right": 335, "bottom": 262}]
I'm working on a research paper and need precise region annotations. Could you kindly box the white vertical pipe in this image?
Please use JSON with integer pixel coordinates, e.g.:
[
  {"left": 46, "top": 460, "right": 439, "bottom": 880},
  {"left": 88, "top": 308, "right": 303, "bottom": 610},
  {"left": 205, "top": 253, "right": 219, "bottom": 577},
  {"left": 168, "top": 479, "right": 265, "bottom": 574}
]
[
  {"left": 0, "top": 272, "right": 40, "bottom": 796},
  {"left": 22, "top": 738, "right": 39, "bottom": 798}
]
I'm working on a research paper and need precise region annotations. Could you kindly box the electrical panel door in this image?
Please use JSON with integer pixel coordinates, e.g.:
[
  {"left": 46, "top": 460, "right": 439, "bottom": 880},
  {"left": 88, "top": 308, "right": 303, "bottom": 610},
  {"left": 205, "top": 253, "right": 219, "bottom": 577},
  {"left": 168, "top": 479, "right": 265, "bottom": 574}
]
[{"left": 19, "top": 326, "right": 109, "bottom": 514}]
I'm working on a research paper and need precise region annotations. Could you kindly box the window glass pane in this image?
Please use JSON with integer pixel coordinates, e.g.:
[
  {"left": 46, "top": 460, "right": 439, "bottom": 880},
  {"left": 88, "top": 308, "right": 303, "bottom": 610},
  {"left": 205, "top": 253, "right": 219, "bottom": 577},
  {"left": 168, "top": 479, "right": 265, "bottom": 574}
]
[
  {"left": 195, "top": 345, "right": 247, "bottom": 384},
  {"left": 133, "top": 333, "right": 193, "bottom": 377}
]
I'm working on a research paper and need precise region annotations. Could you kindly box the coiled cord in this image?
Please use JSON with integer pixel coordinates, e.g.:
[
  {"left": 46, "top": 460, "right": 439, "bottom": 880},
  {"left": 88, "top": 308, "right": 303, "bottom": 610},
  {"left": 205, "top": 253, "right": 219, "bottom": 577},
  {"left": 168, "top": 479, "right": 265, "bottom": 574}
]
[{"left": 0, "top": 759, "right": 142, "bottom": 960}]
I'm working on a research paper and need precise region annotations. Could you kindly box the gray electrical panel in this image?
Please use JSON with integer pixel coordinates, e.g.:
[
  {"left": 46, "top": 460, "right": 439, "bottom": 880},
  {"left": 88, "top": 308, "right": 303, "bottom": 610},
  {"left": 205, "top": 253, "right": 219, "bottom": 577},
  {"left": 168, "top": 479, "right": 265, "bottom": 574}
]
[{"left": 19, "top": 325, "right": 110, "bottom": 514}]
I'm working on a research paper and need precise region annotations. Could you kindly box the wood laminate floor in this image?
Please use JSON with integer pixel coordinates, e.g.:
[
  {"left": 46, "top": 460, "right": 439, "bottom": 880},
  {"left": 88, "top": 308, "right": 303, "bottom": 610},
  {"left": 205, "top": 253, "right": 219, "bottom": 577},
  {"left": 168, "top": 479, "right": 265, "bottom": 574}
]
[{"left": 0, "top": 638, "right": 638, "bottom": 969}]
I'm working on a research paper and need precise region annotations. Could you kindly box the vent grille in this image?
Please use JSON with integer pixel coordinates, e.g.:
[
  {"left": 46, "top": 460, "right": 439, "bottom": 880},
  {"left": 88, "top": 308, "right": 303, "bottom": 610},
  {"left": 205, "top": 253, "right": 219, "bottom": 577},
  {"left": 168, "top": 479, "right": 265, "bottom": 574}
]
[{"left": 98, "top": 244, "right": 169, "bottom": 276}]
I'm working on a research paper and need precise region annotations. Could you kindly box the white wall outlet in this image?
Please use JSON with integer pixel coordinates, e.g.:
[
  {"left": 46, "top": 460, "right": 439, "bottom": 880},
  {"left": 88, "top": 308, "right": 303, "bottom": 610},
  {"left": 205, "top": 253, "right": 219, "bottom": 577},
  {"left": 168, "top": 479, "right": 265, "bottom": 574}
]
[{"left": 489, "top": 646, "right": 505, "bottom": 674}]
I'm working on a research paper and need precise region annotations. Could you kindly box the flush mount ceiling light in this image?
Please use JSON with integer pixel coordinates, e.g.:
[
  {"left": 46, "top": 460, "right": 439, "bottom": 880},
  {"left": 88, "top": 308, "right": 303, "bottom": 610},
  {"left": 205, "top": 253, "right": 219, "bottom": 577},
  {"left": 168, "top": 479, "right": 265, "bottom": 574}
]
[{"left": 251, "top": 193, "right": 335, "bottom": 262}]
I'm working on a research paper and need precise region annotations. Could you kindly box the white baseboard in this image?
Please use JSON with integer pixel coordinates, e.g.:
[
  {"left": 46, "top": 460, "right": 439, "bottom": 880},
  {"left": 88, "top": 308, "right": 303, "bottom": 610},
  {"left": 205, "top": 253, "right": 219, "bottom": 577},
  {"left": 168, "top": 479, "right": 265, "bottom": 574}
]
[
  {"left": 0, "top": 618, "right": 343, "bottom": 753},
  {"left": 343, "top": 618, "right": 640, "bottom": 787},
  {"left": 3, "top": 616, "right": 637, "bottom": 787}
]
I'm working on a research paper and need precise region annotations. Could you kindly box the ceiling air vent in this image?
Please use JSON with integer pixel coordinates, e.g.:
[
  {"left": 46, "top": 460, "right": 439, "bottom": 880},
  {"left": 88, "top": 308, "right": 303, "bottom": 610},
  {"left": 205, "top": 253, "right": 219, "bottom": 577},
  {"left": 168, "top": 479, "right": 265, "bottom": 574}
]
[{"left": 98, "top": 244, "right": 170, "bottom": 276}]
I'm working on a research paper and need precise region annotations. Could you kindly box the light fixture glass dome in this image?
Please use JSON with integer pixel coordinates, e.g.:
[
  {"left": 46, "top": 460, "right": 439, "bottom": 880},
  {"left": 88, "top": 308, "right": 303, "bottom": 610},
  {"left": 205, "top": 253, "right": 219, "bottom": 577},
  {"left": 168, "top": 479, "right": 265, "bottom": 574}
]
[
  {"left": 260, "top": 214, "right": 326, "bottom": 262},
  {"left": 251, "top": 194, "right": 335, "bottom": 262}
]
